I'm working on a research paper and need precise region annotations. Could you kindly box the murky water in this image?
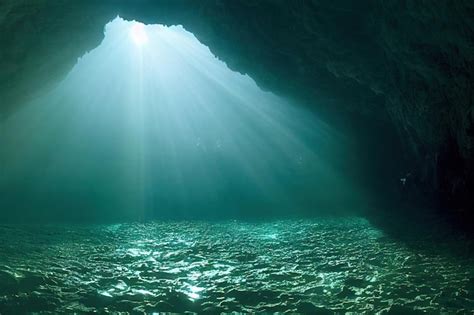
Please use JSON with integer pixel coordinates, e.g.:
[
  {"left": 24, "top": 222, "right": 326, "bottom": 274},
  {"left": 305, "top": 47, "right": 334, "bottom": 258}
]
[{"left": 0, "top": 218, "right": 473, "bottom": 314}]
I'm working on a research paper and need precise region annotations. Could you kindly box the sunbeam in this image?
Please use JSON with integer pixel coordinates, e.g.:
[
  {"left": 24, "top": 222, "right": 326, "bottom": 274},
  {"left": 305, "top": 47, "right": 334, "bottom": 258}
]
[
  {"left": 129, "top": 22, "right": 149, "bottom": 46},
  {"left": 0, "top": 17, "right": 362, "bottom": 221}
]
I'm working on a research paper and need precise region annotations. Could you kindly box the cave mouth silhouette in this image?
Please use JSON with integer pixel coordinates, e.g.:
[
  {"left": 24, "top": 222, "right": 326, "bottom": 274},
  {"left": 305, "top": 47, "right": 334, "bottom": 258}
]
[
  {"left": 0, "top": 17, "right": 365, "bottom": 223},
  {"left": 1, "top": 8, "right": 474, "bottom": 315}
]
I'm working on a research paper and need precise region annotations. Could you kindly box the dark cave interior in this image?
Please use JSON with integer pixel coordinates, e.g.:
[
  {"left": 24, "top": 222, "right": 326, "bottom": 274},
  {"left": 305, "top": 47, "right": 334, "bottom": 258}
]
[{"left": 1, "top": 1, "right": 474, "bottom": 313}]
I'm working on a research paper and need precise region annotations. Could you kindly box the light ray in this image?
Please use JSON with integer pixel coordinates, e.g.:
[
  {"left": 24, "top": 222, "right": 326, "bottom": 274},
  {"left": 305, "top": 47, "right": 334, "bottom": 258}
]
[
  {"left": 0, "top": 17, "right": 364, "bottom": 221},
  {"left": 129, "top": 22, "right": 148, "bottom": 46}
]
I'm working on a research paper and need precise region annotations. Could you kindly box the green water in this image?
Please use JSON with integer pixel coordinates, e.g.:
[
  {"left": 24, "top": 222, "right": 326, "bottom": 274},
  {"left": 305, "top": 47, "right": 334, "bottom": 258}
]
[
  {"left": 0, "top": 218, "right": 473, "bottom": 314},
  {"left": 0, "top": 18, "right": 364, "bottom": 223}
]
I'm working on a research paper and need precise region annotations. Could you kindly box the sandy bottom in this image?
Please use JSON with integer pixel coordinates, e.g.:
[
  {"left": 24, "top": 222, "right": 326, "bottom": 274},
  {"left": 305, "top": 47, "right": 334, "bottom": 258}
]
[{"left": 0, "top": 218, "right": 473, "bottom": 314}]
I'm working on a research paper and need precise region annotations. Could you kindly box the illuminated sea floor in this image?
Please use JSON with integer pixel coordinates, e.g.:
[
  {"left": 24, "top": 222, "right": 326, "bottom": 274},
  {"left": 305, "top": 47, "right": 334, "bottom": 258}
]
[{"left": 0, "top": 218, "right": 473, "bottom": 314}]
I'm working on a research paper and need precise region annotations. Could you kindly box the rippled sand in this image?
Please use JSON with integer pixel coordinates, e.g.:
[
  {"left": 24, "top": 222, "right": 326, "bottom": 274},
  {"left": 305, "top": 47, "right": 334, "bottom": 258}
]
[{"left": 0, "top": 218, "right": 473, "bottom": 314}]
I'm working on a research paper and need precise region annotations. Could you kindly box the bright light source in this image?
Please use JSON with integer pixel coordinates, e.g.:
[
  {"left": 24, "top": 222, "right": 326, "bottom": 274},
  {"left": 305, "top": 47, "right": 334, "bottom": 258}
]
[{"left": 130, "top": 22, "right": 148, "bottom": 46}]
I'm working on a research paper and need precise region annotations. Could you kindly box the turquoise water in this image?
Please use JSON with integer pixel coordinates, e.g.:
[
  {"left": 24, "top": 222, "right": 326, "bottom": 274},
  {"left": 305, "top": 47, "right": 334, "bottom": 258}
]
[
  {"left": 0, "top": 218, "right": 473, "bottom": 314},
  {"left": 0, "top": 19, "right": 363, "bottom": 223}
]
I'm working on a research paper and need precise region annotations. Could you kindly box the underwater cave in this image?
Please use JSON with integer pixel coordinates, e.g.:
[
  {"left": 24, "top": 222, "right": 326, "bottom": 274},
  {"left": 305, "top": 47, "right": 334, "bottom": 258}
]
[{"left": 0, "top": 1, "right": 473, "bottom": 314}]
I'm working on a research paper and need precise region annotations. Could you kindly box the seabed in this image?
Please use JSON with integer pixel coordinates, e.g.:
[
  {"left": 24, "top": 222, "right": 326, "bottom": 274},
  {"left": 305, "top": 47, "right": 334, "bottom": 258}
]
[{"left": 0, "top": 218, "right": 473, "bottom": 313}]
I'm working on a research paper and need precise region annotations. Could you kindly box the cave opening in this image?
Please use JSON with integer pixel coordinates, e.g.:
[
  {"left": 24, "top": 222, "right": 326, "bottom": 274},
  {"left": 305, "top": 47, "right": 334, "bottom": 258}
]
[{"left": 0, "top": 17, "right": 364, "bottom": 222}]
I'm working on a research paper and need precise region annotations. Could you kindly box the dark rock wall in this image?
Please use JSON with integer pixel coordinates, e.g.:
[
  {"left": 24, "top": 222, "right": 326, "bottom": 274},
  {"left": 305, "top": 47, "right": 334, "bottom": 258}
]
[
  {"left": 1, "top": 0, "right": 473, "bottom": 224},
  {"left": 376, "top": 1, "right": 474, "bottom": 223}
]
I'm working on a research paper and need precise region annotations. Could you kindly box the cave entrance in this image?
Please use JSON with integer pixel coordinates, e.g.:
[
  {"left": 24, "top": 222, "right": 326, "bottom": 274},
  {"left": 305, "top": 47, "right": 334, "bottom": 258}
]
[{"left": 0, "top": 17, "right": 364, "bottom": 221}]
